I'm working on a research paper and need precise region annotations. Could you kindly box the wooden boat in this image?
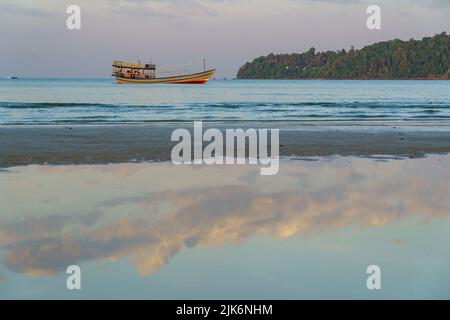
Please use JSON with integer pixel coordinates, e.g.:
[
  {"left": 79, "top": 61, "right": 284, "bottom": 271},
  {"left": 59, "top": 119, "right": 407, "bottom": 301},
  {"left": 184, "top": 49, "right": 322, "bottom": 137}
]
[{"left": 112, "top": 60, "right": 215, "bottom": 84}]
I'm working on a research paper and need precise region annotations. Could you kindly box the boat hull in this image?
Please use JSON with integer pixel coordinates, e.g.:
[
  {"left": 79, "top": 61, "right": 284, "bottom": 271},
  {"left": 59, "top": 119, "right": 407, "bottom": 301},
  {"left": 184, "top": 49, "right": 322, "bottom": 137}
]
[{"left": 115, "top": 69, "right": 216, "bottom": 84}]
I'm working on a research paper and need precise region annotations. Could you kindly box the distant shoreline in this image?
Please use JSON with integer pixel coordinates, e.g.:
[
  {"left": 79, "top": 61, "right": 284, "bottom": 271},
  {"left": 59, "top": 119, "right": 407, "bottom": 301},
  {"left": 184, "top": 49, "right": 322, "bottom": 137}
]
[
  {"left": 237, "top": 33, "right": 449, "bottom": 81},
  {"left": 235, "top": 78, "right": 450, "bottom": 81},
  {"left": 1, "top": 77, "right": 449, "bottom": 81}
]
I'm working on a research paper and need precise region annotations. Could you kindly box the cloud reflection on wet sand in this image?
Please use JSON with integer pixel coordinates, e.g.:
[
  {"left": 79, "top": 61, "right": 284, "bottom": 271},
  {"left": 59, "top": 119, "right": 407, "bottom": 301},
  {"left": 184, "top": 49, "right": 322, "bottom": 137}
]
[{"left": 1, "top": 156, "right": 450, "bottom": 277}]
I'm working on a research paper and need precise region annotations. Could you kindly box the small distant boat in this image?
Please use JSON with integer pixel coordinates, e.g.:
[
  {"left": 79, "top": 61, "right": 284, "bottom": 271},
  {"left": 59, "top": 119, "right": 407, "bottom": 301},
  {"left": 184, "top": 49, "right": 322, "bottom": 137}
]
[
  {"left": 8, "top": 76, "right": 18, "bottom": 80},
  {"left": 112, "top": 60, "right": 215, "bottom": 84}
]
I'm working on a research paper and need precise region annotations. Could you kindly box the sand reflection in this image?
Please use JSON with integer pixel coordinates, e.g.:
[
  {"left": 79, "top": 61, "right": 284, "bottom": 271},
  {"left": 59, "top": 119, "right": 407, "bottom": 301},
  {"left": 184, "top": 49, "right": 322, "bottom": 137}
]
[{"left": 0, "top": 156, "right": 450, "bottom": 277}]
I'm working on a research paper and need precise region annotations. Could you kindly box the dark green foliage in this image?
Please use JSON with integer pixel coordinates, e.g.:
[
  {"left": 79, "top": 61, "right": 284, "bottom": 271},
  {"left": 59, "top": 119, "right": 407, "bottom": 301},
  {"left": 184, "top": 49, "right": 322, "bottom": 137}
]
[{"left": 237, "top": 33, "right": 449, "bottom": 79}]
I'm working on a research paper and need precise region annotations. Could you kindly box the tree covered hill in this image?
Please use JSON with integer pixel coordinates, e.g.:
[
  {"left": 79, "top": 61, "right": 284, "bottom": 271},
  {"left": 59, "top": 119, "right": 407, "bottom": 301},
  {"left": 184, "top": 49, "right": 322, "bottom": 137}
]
[{"left": 237, "top": 33, "right": 449, "bottom": 80}]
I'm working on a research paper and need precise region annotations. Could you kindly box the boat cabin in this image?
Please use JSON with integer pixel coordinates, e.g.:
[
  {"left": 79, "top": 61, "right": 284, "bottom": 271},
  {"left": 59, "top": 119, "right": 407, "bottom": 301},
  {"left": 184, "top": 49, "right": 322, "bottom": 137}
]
[{"left": 112, "top": 60, "right": 156, "bottom": 79}]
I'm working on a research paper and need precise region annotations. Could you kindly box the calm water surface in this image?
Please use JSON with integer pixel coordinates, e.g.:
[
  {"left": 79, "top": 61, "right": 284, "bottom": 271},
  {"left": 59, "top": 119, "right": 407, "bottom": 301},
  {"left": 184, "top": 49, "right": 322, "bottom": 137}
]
[
  {"left": 0, "top": 79, "right": 449, "bottom": 125},
  {"left": 0, "top": 156, "right": 450, "bottom": 299}
]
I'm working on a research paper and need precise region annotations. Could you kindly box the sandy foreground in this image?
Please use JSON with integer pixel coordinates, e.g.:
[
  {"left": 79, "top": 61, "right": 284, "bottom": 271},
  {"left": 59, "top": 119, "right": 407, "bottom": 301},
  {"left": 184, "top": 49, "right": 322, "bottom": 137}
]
[{"left": 1, "top": 122, "right": 450, "bottom": 167}]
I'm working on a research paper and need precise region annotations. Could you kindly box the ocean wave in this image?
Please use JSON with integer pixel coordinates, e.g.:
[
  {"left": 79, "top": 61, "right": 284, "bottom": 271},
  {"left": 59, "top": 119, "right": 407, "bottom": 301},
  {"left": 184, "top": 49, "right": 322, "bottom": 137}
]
[
  {"left": 0, "top": 102, "right": 171, "bottom": 109},
  {"left": 1, "top": 100, "right": 450, "bottom": 125},
  {"left": 2, "top": 101, "right": 450, "bottom": 110}
]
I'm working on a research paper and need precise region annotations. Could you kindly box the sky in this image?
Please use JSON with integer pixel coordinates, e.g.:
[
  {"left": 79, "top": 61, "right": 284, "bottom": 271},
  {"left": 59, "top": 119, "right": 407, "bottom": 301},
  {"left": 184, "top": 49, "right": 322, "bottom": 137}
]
[{"left": 0, "top": 0, "right": 449, "bottom": 78}]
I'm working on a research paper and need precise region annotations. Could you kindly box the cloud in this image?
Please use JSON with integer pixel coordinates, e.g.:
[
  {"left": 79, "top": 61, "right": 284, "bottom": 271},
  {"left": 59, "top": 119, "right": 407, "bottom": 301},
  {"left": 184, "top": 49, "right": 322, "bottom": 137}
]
[
  {"left": 291, "top": 0, "right": 364, "bottom": 4},
  {"left": 0, "top": 211, "right": 102, "bottom": 248},
  {"left": 317, "top": 0, "right": 362, "bottom": 2},
  {"left": 410, "top": 0, "right": 450, "bottom": 8},
  {"left": 162, "top": 0, "right": 217, "bottom": 16},
  {"left": 0, "top": 2, "right": 53, "bottom": 17},
  {"left": 107, "top": 0, "right": 217, "bottom": 17},
  {"left": 292, "top": 0, "right": 450, "bottom": 9}
]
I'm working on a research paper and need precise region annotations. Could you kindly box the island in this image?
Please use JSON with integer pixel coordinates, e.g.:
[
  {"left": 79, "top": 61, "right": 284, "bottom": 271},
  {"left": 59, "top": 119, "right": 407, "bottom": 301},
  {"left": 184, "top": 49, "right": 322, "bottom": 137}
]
[{"left": 237, "top": 32, "right": 449, "bottom": 80}]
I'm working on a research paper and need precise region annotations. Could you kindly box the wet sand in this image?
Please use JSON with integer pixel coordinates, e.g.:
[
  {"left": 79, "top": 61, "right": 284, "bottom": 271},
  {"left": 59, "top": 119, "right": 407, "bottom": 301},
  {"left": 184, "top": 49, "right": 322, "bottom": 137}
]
[
  {"left": 1, "top": 123, "right": 450, "bottom": 167},
  {"left": 1, "top": 156, "right": 450, "bottom": 298}
]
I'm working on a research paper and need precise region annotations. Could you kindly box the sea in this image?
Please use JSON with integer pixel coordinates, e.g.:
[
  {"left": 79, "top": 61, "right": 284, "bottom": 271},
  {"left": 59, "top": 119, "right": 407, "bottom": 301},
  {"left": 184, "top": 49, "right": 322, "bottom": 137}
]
[
  {"left": 0, "top": 78, "right": 449, "bottom": 125},
  {"left": 1, "top": 78, "right": 450, "bottom": 299}
]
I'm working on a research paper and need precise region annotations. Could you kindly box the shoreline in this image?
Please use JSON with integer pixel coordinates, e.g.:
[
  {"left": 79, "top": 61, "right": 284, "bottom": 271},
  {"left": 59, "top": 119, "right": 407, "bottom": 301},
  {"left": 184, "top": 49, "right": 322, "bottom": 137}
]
[
  {"left": 2, "top": 123, "right": 450, "bottom": 168},
  {"left": 2, "top": 119, "right": 450, "bottom": 128}
]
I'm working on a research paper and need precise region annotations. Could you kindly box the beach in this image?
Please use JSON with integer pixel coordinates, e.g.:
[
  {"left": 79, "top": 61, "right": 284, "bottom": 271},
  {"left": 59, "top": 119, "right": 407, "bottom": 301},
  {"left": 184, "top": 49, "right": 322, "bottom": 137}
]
[
  {"left": 1, "top": 123, "right": 450, "bottom": 168},
  {"left": 1, "top": 78, "right": 450, "bottom": 299},
  {"left": 1, "top": 78, "right": 449, "bottom": 167}
]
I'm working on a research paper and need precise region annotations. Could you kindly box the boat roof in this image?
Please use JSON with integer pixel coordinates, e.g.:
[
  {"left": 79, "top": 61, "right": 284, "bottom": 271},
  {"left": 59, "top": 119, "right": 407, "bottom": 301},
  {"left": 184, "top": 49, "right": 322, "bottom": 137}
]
[{"left": 112, "top": 60, "right": 156, "bottom": 70}]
